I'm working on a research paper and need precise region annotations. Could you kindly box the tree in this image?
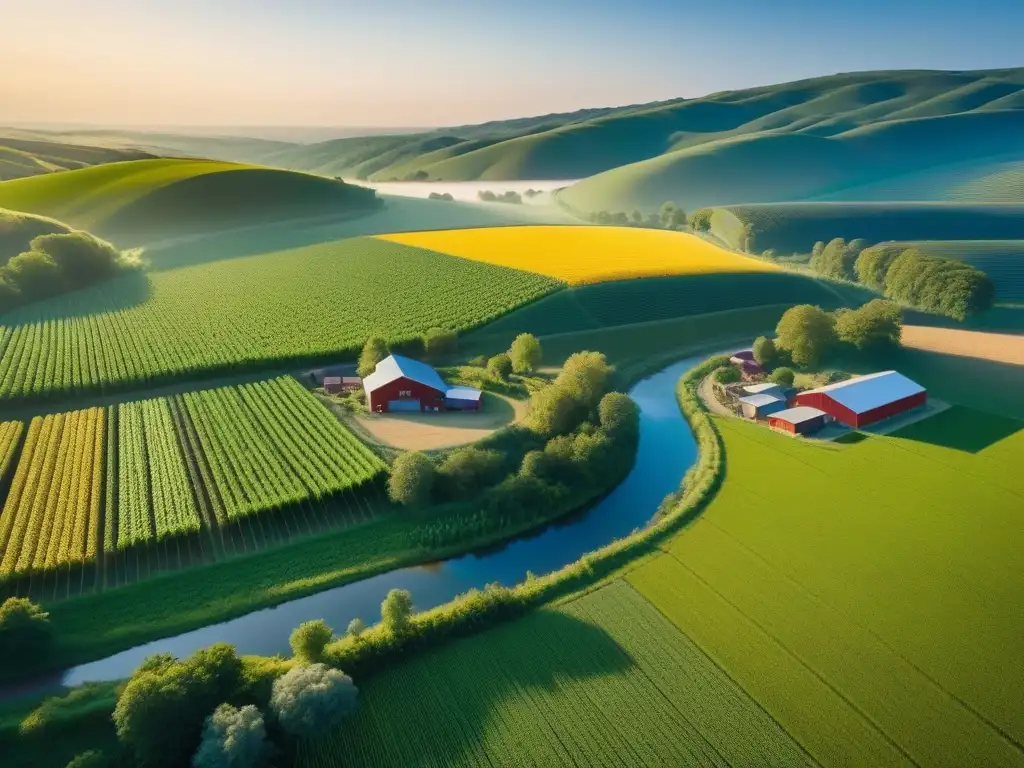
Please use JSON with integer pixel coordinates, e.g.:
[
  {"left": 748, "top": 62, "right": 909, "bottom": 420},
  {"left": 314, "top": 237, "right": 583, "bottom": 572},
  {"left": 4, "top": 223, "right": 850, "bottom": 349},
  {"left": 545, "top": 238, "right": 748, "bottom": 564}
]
[
  {"left": 714, "top": 365, "right": 741, "bottom": 384},
  {"left": 835, "top": 299, "right": 902, "bottom": 351},
  {"left": 269, "top": 664, "right": 358, "bottom": 739},
  {"left": 597, "top": 392, "right": 639, "bottom": 438},
  {"left": 769, "top": 367, "right": 795, "bottom": 388},
  {"left": 486, "top": 353, "right": 513, "bottom": 381},
  {"left": 751, "top": 336, "right": 777, "bottom": 368},
  {"left": 289, "top": 620, "right": 334, "bottom": 664},
  {"left": 387, "top": 452, "right": 435, "bottom": 506},
  {"left": 114, "top": 643, "right": 243, "bottom": 768},
  {"left": 192, "top": 704, "right": 269, "bottom": 768},
  {"left": 811, "top": 241, "right": 826, "bottom": 260},
  {"left": 855, "top": 244, "right": 904, "bottom": 290},
  {"left": 508, "top": 333, "right": 542, "bottom": 374},
  {"left": 688, "top": 209, "right": 713, "bottom": 232},
  {"left": 0, "top": 598, "right": 53, "bottom": 670},
  {"left": 422, "top": 328, "right": 457, "bottom": 360},
  {"left": 774, "top": 305, "right": 837, "bottom": 367},
  {"left": 556, "top": 351, "right": 611, "bottom": 409},
  {"left": 438, "top": 446, "right": 504, "bottom": 499},
  {"left": 346, "top": 618, "right": 365, "bottom": 638},
  {"left": 357, "top": 337, "right": 389, "bottom": 378},
  {"left": 527, "top": 386, "right": 581, "bottom": 437},
  {"left": 659, "top": 202, "right": 677, "bottom": 228},
  {"left": 381, "top": 589, "right": 413, "bottom": 636},
  {"left": 630, "top": 210, "right": 644, "bottom": 225}
]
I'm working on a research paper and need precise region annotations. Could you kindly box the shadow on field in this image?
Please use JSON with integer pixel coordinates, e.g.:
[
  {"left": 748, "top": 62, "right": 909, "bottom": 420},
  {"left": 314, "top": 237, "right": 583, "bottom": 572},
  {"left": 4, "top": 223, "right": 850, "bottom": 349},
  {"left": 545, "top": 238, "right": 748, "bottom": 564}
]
[
  {"left": 892, "top": 405, "right": 1022, "bottom": 453},
  {"left": 903, "top": 305, "right": 1024, "bottom": 333},
  {"left": 3, "top": 270, "right": 153, "bottom": 325},
  {"left": 339, "top": 609, "right": 634, "bottom": 765}
]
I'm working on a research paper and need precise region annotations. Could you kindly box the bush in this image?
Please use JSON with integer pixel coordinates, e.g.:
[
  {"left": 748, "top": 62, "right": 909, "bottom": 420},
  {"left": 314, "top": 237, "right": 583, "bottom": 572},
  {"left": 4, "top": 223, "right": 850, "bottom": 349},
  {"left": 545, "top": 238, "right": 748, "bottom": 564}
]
[
  {"left": 855, "top": 244, "right": 904, "bottom": 291},
  {"left": 688, "top": 209, "right": 713, "bottom": 232},
  {"left": 751, "top": 336, "right": 777, "bottom": 368},
  {"left": 808, "top": 237, "right": 859, "bottom": 281},
  {"left": 835, "top": 299, "right": 902, "bottom": 351},
  {"left": 508, "top": 333, "right": 542, "bottom": 374},
  {"left": 427, "top": 192, "right": 453, "bottom": 201},
  {"left": 423, "top": 327, "right": 457, "bottom": 360},
  {"left": 346, "top": 618, "right": 365, "bottom": 638},
  {"left": 113, "top": 644, "right": 243, "bottom": 768},
  {"left": 598, "top": 392, "right": 639, "bottom": 439},
  {"left": 381, "top": 589, "right": 413, "bottom": 636},
  {"left": 556, "top": 351, "right": 611, "bottom": 409},
  {"left": 192, "top": 704, "right": 269, "bottom": 768},
  {"left": 269, "top": 664, "right": 358, "bottom": 739},
  {"left": 769, "top": 367, "right": 795, "bottom": 388},
  {"left": 527, "top": 385, "right": 582, "bottom": 437},
  {"left": 65, "top": 751, "right": 109, "bottom": 768},
  {"left": 289, "top": 620, "right": 334, "bottom": 664},
  {"left": 387, "top": 452, "right": 435, "bottom": 506},
  {"left": 437, "top": 446, "right": 505, "bottom": 500},
  {"left": 486, "top": 353, "right": 513, "bottom": 381},
  {"left": 775, "top": 304, "right": 836, "bottom": 367},
  {"left": 713, "top": 365, "right": 741, "bottom": 384},
  {"left": 0, "top": 597, "right": 53, "bottom": 671},
  {"left": 467, "top": 354, "right": 488, "bottom": 367},
  {"left": 356, "top": 337, "right": 389, "bottom": 378}
]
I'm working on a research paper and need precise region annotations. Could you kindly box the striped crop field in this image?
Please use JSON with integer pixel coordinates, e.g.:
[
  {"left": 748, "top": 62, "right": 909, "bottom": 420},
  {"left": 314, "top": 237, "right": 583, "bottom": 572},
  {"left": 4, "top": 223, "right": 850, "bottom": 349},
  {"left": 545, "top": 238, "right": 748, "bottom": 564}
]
[
  {"left": 0, "top": 237, "right": 559, "bottom": 403},
  {"left": 629, "top": 409, "right": 1024, "bottom": 766},
  {"left": 377, "top": 225, "right": 781, "bottom": 285},
  {"left": 0, "top": 377, "right": 386, "bottom": 595},
  {"left": 300, "top": 580, "right": 812, "bottom": 768}
]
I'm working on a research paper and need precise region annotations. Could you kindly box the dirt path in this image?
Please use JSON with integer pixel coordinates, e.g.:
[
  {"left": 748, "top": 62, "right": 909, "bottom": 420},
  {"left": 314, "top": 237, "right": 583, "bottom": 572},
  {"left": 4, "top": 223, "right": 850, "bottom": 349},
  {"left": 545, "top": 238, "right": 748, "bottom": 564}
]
[
  {"left": 902, "top": 325, "right": 1024, "bottom": 366},
  {"left": 698, "top": 375, "right": 737, "bottom": 417}
]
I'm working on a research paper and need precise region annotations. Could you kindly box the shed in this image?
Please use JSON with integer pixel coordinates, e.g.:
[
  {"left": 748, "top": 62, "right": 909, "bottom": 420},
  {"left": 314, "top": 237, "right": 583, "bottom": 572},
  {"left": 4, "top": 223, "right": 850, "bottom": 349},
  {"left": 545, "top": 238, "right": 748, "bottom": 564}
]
[
  {"left": 444, "top": 387, "right": 483, "bottom": 411},
  {"left": 362, "top": 354, "right": 448, "bottom": 413},
  {"left": 323, "top": 376, "right": 362, "bottom": 395},
  {"left": 738, "top": 393, "right": 787, "bottom": 420},
  {"left": 730, "top": 350, "right": 755, "bottom": 364},
  {"left": 794, "top": 371, "right": 926, "bottom": 428},
  {"left": 743, "top": 382, "right": 783, "bottom": 399},
  {"left": 768, "top": 406, "right": 828, "bottom": 435}
]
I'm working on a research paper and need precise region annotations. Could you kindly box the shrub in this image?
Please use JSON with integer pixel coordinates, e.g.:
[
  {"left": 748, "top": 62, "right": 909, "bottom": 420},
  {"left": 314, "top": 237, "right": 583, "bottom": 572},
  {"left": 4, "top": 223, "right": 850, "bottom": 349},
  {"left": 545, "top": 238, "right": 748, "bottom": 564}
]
[
  {"left": 269, "top": 664, "right": 358, "bottom": 739},
  {"left": 775, "top": 304, "right": 836, "bottom": 367},
  {"left": 769, "top": 367, "right": 795, "bottom": 388},
  {"left": 688, "top": 209, "right": 713, "bottom": 232},
  {"left": 65, "top": 751, "right": 109, "bottom": 768},
  {"left": 437, "top": 446, "right": 505, "bottom": 500},
  {"left": 713, "top": 365, "right": 741, "bottom": 384},
  {"left": 192, "top": 704, "right": 269, "bottom": 768},
  {"left": 835, "top": 299, "right": 902, "bottom": 351},
  {"left": 113, "top": 643, "right": 243, "bottom": 768},
  {"left": 346, "top": 618, "right": 365, "bottom": 638},
  {"left": 527, "top": 385, "right": 581, "bottom": 437},
  {"left": 0, "top": 597, "right": 53, "bottom": 671},
  {"left": 387, "top": 452, "right": 435, "bottom": 506},
  {"left": 381, "top": 589, "right": 413, "bottom": 636},
  {"left": 289, "top": 620, "right": 334, "bottom": 664},
  {"left": 356, "top": 337, "right": 389, "bottom": 378},
  {"left": 468, "top": 354, "right": 488, "bottom": 367},
  {"left": 486, "top": 353, "right": 513, "bottom": 381},
  {"left": 809, "top": 237, "right": 859, "bottom": 281},
  {"left": 855, "top": 244, "right": 904, "bottom": 291},
  {"left": 598, "top": 392, "right": 639, "bottom": 438},
  {"left": 422, "top": 327, "right": 457, "bottom": 360},
  {"left": 751, "top": 336, "right": 777, "bottom": 367},
  {"left": 508, "top": 333, "right": 542, "bottom": 374},
  {"left": 556, "top": 351, "right": 611, "bottom": 409}
]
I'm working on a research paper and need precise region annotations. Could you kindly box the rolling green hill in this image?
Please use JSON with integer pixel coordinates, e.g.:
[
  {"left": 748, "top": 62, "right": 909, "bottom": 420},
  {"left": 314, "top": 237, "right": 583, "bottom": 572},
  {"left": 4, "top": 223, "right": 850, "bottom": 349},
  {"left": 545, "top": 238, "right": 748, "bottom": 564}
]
[
  {"left": 0, "top": 158, "right": 380, "bottom": 242},
  {"left": 0, "top": 136, "right": 152, "bottom": 181},
  {"left": 706, "top": 202, "right": 1024, "bottom": 255}
]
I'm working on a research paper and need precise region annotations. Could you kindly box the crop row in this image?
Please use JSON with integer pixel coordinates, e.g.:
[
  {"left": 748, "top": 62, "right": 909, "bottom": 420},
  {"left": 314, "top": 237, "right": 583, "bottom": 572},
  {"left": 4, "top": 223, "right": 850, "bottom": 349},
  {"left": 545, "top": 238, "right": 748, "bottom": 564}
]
[{"left": 0, "top": 238, "right": 560, "bottom": 402}]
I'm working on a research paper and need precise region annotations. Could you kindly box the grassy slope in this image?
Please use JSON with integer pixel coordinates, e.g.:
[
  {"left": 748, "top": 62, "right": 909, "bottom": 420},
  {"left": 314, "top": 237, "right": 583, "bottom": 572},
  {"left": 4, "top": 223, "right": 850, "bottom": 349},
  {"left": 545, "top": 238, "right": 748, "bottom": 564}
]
[
  {"left": 0, "top": 158, "right": 379, "bottom": 242},
  {"left": 0, "top": 136, "right": 152, "bottom": 181},
  {"left": 706, "top": 202, "right": 1024, "bottom": 254},
  {"left": 884, "top": 240, "right": 1024, "bottom": 301},
  {"left": 0, "top": 208, "right": 72, "bottom": 260}
]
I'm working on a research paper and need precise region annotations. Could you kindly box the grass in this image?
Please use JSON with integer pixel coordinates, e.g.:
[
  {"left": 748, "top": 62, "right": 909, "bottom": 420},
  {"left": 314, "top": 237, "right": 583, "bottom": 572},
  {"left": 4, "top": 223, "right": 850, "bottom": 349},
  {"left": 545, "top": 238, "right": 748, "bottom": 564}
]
[
  {"left": 628, "top": 408, "right": 1024, "bottom": 765},
  {"left": 377, "top": 226, "right": 780, "bottom": 285},
  {"left": 0, "top": 237, "right": 560, "bottom": 404},
  {"left": 708, "top": 202, "right": 1024, "bottom": 254},
  {"left": 884, "top": 240, "right": 1024, "bottom": 302},
  {"left": 298, "top": 580, "right": 812, "bottom": 768},
  {"left": 0, "top": 158, "right": 379, "bottom": 242}
]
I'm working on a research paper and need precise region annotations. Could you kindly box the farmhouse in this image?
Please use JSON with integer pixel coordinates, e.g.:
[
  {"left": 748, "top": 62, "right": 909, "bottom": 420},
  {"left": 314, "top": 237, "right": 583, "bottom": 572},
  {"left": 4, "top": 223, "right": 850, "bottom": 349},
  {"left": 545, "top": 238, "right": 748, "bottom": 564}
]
[
  {"left": 363, "top": 354, "right": 482, "bottom": 413},
  {"left": 738, "top": 393, "right": 787, "bottom": 420},
  {"left": 794, "top": 371, "right": 926, "bottom": 428},
  {"left": 769, "top": 406, "right": 828, "bottom": 435}
]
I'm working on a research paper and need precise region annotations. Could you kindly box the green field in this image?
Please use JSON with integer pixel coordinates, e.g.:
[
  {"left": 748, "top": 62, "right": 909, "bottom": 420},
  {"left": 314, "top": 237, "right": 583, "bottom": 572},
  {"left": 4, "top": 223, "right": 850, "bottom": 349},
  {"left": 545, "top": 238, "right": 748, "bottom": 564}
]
[
  {"left": 707, "top": 202, "right": 1024, "bottom": 255},
  {"left": 882, "top": 240, "right": 1024, "bottom": 301},
  {"left": 0, "top": 237, "right": 560, "bottom": 403},
  {"left": 0, "top": 135, "right": 151, "bottom": 182},
  {"left": 299, "top": 581, "right": 812, "bottom": 768},
  {"left": 0, "top": 159, "right": 379, "bottom": 242}
]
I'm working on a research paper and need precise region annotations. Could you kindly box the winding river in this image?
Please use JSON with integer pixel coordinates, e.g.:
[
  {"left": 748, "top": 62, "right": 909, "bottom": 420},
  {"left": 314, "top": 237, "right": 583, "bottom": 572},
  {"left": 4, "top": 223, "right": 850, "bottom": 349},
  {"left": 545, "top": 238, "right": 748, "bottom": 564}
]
[{"left": 24, "top": 353, "right": 706, "bottom": 694}]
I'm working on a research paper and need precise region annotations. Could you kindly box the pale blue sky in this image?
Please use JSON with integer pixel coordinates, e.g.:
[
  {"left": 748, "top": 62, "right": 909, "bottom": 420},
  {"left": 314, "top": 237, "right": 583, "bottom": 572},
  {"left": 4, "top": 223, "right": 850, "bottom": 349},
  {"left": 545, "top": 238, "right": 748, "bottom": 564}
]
[{"left": 3, "top": 0, "right": 1022, "bottom": 127}]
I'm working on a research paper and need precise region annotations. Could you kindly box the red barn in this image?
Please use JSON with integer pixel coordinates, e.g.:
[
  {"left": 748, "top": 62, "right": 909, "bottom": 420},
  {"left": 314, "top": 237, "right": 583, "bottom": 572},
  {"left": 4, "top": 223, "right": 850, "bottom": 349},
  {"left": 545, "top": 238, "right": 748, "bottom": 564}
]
[
  {"left": 794, "top": 371, "right": 926, "bottom": 428},
  {"left": 362, "top": 354, "right": 448, "bottom": 413},
  {"left": 768, "top": 406, "right": 827, "bottom": 435}
]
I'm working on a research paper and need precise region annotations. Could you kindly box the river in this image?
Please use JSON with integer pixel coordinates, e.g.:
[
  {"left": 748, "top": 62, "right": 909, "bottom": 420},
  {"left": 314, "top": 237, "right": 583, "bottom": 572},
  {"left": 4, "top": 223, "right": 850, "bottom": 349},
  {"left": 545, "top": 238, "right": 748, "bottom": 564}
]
[{"left": 22, "top": 353, "right": 706, "bottom": 693}]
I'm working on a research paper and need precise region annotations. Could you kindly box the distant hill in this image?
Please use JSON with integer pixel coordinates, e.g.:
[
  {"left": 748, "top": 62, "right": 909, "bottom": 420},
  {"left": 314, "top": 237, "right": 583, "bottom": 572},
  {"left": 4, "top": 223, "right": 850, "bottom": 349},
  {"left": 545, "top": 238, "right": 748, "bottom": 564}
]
[
  {"left": 0, "top": 158, "right": 380, "bottom": 242},
  {"left": 0, "top": 135, "right": 153, "bottom": 181},
  {"left": 705, "top": 202, "right": 1024, "bottom": 255}
]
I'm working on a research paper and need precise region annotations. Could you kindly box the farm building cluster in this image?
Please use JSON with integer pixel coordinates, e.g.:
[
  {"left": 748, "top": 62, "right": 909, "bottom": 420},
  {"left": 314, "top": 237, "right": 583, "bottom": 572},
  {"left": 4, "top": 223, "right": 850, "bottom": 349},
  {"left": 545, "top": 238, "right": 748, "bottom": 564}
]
[
  {"left": 723, "top": 351, "right": 927, "bottom": 436},
  {"left": 360, "top": 354, "right": 482, "bottom": 413}
]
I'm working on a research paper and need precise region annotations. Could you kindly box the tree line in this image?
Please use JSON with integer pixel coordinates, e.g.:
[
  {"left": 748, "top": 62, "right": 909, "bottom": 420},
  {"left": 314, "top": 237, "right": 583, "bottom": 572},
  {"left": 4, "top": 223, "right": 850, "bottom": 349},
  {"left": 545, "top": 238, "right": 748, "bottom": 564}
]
[
  {"left": 0, "top": 231, "right": 138, "bottom": 315},
  {"left": 808, "top": 237, "right": 994, "bottom": 320}
]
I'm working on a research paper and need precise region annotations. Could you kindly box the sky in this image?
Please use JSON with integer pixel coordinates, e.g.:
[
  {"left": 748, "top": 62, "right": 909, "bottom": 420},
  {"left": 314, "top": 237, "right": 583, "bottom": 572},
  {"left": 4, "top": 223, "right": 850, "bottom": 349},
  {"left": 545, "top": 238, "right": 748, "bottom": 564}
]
[{"left": 3, "top": 0, "right": 1023, "bottom": 129}]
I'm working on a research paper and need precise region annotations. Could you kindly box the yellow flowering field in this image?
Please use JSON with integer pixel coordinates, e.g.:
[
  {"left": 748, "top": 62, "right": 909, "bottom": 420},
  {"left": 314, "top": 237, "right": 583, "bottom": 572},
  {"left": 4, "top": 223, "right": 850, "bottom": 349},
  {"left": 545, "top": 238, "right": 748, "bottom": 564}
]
[{"left": 375, "top": 225, "right": 780, "bottom": 285}]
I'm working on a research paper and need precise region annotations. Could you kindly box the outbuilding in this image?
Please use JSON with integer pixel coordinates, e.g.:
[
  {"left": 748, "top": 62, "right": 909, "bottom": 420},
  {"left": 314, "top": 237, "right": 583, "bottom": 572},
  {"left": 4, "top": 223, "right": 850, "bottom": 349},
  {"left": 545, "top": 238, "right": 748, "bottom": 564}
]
[
  {"left": 323, "top": 376, "right": 362, "bottom": 395},
  {"left": 444, "top": 387, "right": 484, "bottom": 411},
  {"left": 768, "top": 406, "right": 828, "bottom": 435},
  {"left": 362, "top": 354, "right": 482, "bottom": 413},
  {"left": 794, "top": 371, "right": 926, "bottom": 428},
  {"left": 743, "top": 382, "right": 784, "bottom": 399},
  {"left": 738, "top": 393, "right": 787, "bottom": 420}
]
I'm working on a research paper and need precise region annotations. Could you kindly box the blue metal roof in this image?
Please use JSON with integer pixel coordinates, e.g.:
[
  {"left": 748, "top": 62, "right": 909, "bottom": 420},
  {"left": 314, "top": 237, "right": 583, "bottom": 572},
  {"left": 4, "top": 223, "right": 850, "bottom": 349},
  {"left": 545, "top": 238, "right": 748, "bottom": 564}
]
[{"left": 363, "top": 354, "right": 448, "bottom": 393}]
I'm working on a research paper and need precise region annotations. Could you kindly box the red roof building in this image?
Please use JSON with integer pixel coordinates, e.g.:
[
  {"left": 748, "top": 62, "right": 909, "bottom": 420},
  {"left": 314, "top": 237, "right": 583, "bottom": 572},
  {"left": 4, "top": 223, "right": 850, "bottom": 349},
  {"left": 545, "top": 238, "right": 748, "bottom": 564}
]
[
  {"left": 768, "top": 406, "right": 827, "bottom": 435},
  {"left": 362, "top": 355, "right": 481, "bottom": 413},
  {"left": 794, "top": 371, "right": 926, "bottom": 428}
]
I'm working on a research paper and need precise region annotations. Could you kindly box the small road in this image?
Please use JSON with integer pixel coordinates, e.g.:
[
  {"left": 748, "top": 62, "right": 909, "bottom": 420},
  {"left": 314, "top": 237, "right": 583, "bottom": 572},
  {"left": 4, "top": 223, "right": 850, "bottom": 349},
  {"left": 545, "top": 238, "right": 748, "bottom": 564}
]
[{"left": 698, "top": 374, "right": 739, "bottom": 418}]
